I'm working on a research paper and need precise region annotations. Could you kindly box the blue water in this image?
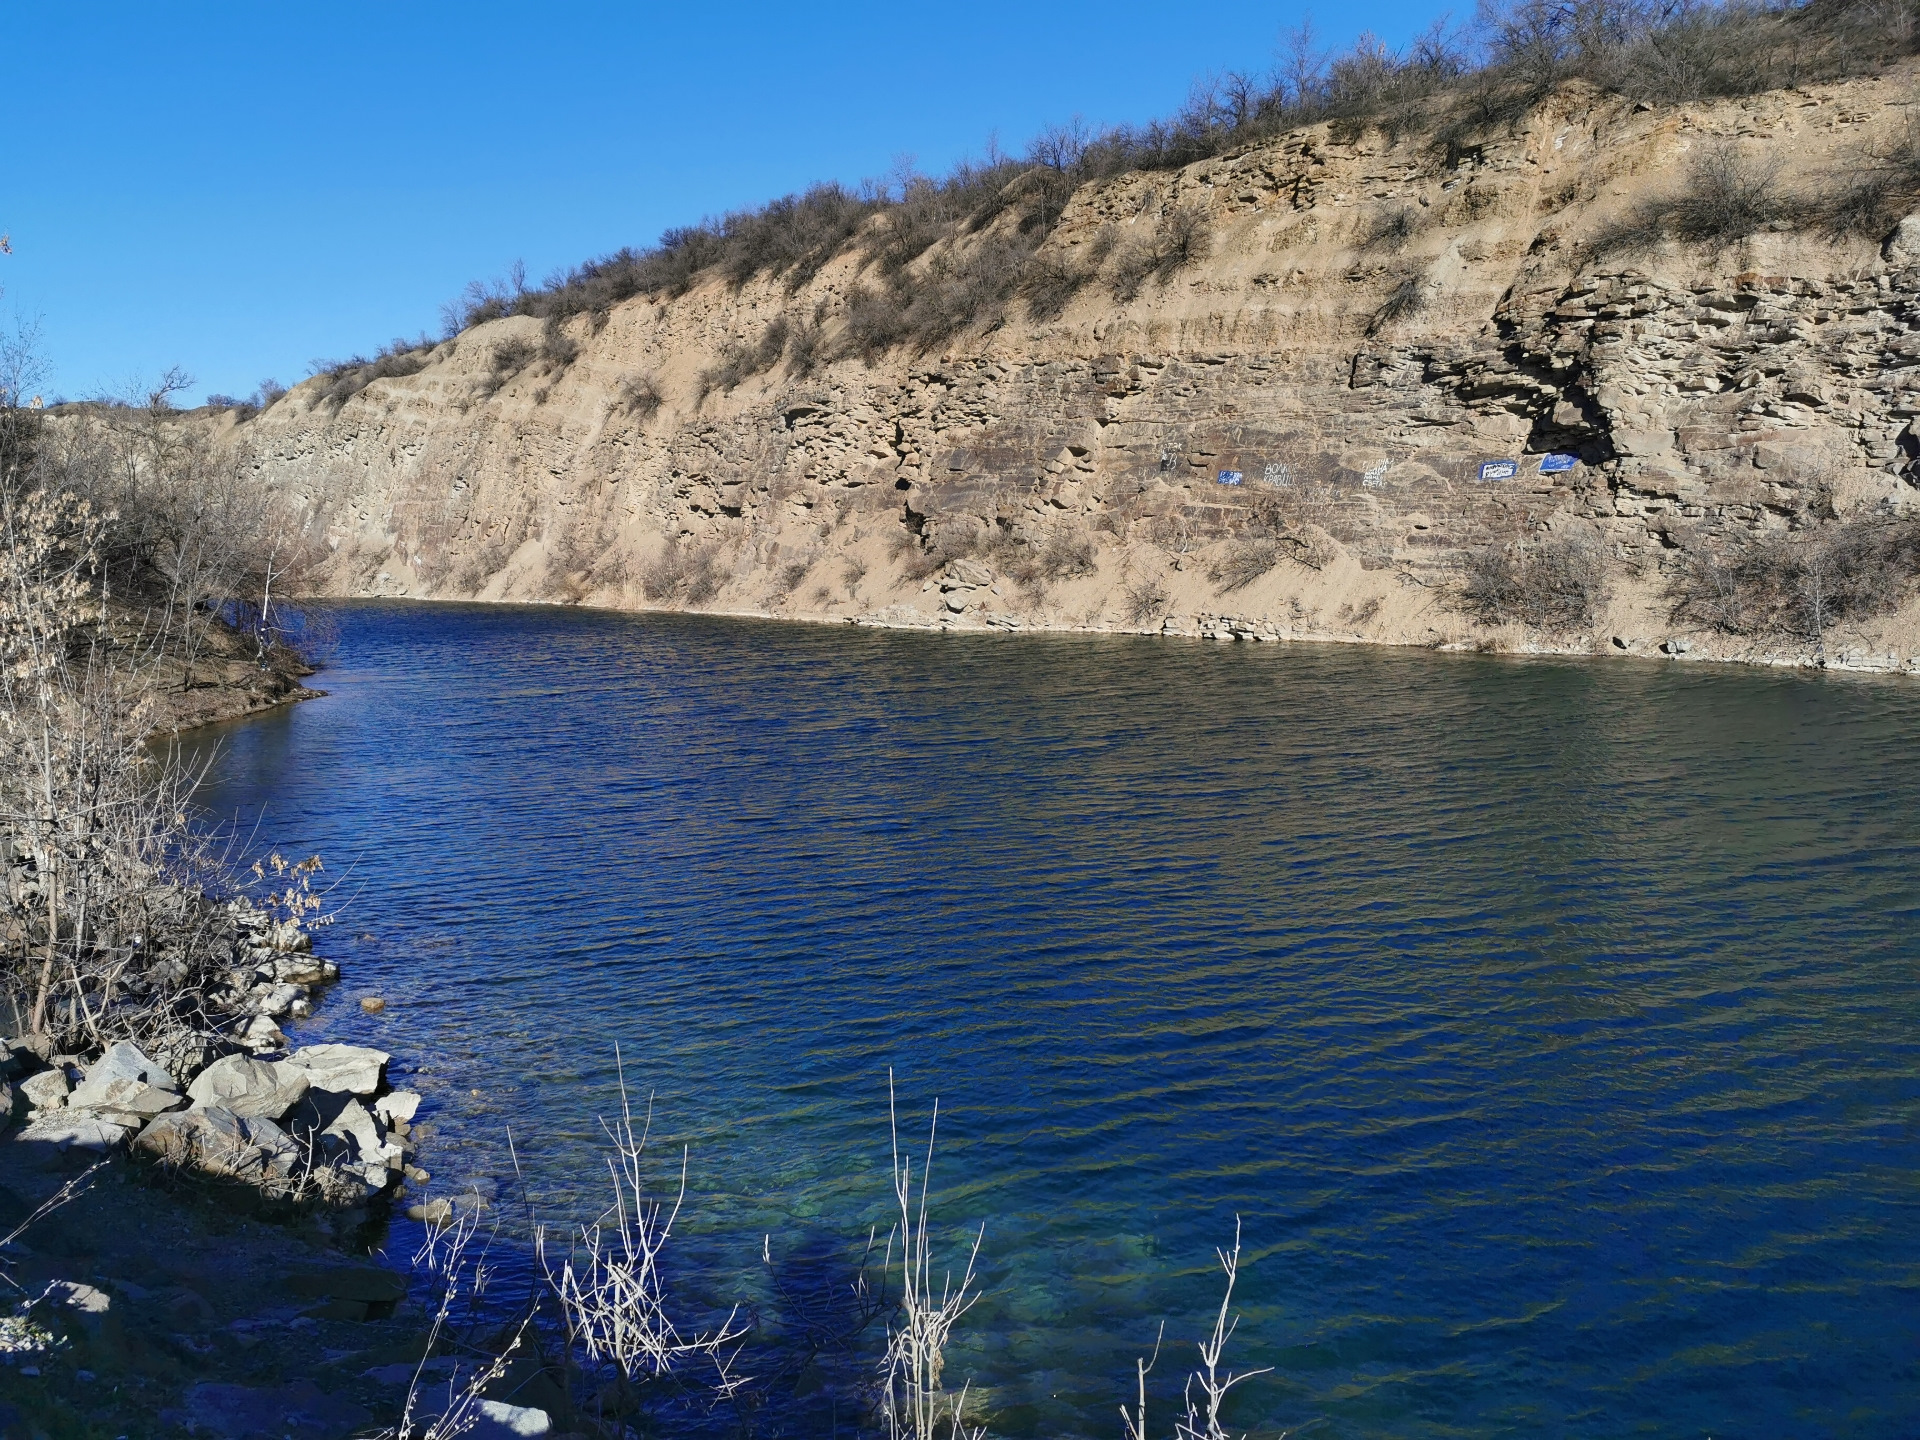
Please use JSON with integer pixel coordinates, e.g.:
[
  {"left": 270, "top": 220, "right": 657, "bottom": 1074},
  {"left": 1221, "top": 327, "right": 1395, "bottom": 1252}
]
[{"left": 193, "top": 602, "right": 1920, "bottom": 1438}]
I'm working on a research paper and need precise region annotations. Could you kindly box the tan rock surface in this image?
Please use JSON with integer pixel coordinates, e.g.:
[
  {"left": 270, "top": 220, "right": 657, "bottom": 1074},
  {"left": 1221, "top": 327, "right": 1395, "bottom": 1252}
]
[{"left": 224, "top": 69, "right": 1920, "bottom": 672}]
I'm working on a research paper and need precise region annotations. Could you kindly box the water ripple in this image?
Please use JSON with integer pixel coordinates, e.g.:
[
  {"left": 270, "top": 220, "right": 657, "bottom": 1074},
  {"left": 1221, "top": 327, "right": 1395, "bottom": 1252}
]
[{"left": 191, "top": 604, "right": 1920, "bottom": 1438}]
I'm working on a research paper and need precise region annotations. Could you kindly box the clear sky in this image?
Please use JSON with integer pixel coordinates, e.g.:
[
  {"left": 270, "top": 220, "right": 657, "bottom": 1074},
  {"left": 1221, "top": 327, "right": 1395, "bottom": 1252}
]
[{"left": 2, "top": 0, "right": 1448, "bottom": 405}]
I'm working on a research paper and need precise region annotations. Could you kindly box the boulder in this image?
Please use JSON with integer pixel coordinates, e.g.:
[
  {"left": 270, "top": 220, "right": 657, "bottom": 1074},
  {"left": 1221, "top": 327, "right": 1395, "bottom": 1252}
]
[
  {"left": 471, "top": 1401, "right": 552, "bottom": 1438},
  {"left": 374, "top": 1090, "right": 420, "bottom": 1125},
  {"left": 18, "top": 1067, "right": 70, "bottom": 1111},
  {"left": 1886, "top": 212, "right": 1920, "bottom": 267},
  {"left": 135, "top": 1106, "right": 301, "bottom": 1186},
  {"left": 15, "top": 1111, "right": 136, "bottom": 1152},
  {"left": 0, "top": 1079, "right": 11, "bottom": 1133},
  {"left": 187, "top": 1055, "right": 311, "bottom": 1121},
  {"left": 321, "top": 1098, "right": 399, "bottom": 1191},
  {"left": 71, "top": 1040, "right": 177, "bottom": 1103},
  {"left": 285, "top": 1043, "right": 389, "bottom": 1096},
  {"left": 67, "top": 1076, "right": 187, "bottom": 1127},
  {"left": 238, "top": 1015, "right": 288, "bottom": 1051},
  {"left": 250, "top": 982, "right": 307, "bottom": 1018}
]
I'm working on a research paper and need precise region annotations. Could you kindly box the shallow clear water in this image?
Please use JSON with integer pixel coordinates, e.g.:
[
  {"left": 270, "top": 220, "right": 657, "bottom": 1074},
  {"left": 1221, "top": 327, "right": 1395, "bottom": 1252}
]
[{"left": 193, "top": 602, "right": 1920, "bottom": 1438}]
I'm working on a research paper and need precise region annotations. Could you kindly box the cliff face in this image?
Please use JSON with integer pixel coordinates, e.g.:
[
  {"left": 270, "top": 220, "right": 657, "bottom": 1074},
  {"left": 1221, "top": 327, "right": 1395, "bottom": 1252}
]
[{"left": 229, "top": 67, "right": 1920, "bottom": 669}]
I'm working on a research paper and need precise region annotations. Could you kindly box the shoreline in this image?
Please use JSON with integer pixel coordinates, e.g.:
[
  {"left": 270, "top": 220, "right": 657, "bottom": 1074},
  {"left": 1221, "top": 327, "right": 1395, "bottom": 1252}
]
[{"left": 327, "top": 589, "right": 1920, "bottom": 679}]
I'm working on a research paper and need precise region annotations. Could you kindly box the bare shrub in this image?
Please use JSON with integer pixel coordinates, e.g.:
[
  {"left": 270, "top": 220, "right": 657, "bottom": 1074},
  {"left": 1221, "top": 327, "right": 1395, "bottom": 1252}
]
[
  {"left": 881, "top": 1073, "right": 985, "bottom": 1440},
  {"left": 1822, "top": 103, "right": 1920, "bottom": 239},
  {"left": 1667, "top": 514, "right": 1920, "bottom": 642},
  {"left": 1368, "top": 276, "right": 1426, "bottom": 335},
  {"left": 639, "top": 540, "right": 725, "bottom": 604},
  {"left": 617, "top": 373, "right": 664, "bottom": 420},
  {"left": 772, "top": 559, "right": 812, "bottom": 596},
  {"left": 490, "top": 336, "right": 538, "bottom": 380},
  {"left": 700, "top": 317, "right": 790, "bottom": 399},
  {"left": 1122, "top": 577, "right": 1170, "bottom": 625},
  {"left": 1594, "top": 145, "right": 1808, "bottom": 254},
  {"left": 1120, "top": 1218, "right": 1271, "bottom": 1440},
  {"left": 1457, "top": 533, "right": 1609, "bottom": 631},
  {"left": 537, "top": 1057, "right": 747, "bottom": 1411},
  {"left": 540, "top": 316, "right": 581, "bottom": 372},
  {"left": 1023, "top": 251, "right": 1088, "bottom": 322},
  {"left": 1367, "top": 206, "right": 1419, "bottom": 251},
  {"left": 1110, "top": 206, "right": 1213, "bottom": 301},
  {"left": 311, "top": 338, "right": 438, "bottom": 408},
  {"left": 1210, "top": 540, "right": 1284, "bottom": 592},
  {"left": 1009, "top": 528, "right": 1098, "bottom": 591},
  {"left": 844, "top": 237, "right": 1033, "bottom": 362}
]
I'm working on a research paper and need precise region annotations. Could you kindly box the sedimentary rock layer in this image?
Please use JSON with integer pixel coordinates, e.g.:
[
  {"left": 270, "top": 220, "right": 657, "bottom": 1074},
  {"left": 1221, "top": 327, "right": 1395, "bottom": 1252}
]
[{"left": 229, "top": 68, "right": 1920, "bottom": 669}]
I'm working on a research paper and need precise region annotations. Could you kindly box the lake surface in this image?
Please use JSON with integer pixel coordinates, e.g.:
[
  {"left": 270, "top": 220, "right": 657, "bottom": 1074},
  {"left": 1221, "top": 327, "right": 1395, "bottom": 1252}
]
[{"left": 193, "top": 602, "right": 1920, "bottom": 1438}]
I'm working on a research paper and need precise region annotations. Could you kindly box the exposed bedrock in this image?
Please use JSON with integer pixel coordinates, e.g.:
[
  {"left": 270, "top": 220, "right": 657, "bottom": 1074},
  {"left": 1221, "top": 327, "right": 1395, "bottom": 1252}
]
[{"left": 227, "top": 69, "right": 1920, "bottom": 669}]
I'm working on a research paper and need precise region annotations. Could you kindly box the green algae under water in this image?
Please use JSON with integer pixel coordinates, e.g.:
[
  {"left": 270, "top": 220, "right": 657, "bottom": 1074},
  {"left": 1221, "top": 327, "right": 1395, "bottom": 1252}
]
[{"left": 191, "top": 602, "right": 1920, "bottom": 1438}]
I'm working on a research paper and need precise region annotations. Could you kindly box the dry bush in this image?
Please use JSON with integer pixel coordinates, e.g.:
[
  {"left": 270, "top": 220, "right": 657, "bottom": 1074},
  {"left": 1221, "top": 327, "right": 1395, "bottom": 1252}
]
[
  {"left": 1594, "top": 145, "right": 1809, "bottom": 254},
  {"left": 1008, "top": 528, "right": 1098, "bottom": 591},
  {"left": 701, "top": 317, "right": 791, "bottom": 399},
  {"left": 537, "top": 1061, "right": 747, "bottom": 1414},
  {"left": 312, "top": 339, "right": 437, "bottom": 408},
  {"left": 540, "top": 316, "right": 581, "bottom": 373},
  {"left": 843, "top": 236, "right": 1033, "bottom": 362},
  {"left": 1457, "top": 533, "right": 1609, "bottom": 631},
  {"left": 1119, "top": 1219, "right": 1271, "bottom": 1440},
  {"left": 1110, "top": 206, "right": 1213, "bottom": 302},
  {"left": 1823, "top": 103, "right": 1920, "bottom": 239},
  {"left": 1122, "top": 577, "right": 1170, "bottom": 625},
  {"left": 639, "top": 540, "right": 725, "bottom": 604},
  {"left": 1667, "top": 514, "right": 1920, "bottom": 642},
  {"left": 1368, "top": 276, "right": 1426, "bottom": 335},
  {"left": 1367, "top": 206, "right": 1420, "bottom": 251},
  {"left": 1023, "top": 251, "right": 1089, "bottom": 322},
  {"left": 880, "top": 1074, "right": 985, "bottom": 1440},
  {"left": 1210, "top": 540, "right": 1285, "bottom": 592},
  {"left": 617, "top": 373, "right": 664, "bottom": 420}
]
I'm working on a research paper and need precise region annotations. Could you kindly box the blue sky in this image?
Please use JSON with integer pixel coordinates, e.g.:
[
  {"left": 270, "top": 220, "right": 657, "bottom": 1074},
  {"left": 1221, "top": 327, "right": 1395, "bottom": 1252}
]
[{"left": 3, "top": 0, "right": 1447, "bottom": 404}]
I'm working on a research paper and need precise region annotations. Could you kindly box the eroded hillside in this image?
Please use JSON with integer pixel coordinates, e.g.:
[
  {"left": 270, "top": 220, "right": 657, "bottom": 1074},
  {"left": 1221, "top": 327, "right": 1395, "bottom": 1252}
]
[{"left": 225, "top": 68, "right": 1920, "bottom": 669}]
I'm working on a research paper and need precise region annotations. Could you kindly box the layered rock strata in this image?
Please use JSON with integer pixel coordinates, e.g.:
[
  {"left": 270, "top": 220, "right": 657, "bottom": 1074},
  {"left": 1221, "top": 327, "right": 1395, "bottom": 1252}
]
[{"left": 227, "top": 68, "right": 1920, "bottom": 669}]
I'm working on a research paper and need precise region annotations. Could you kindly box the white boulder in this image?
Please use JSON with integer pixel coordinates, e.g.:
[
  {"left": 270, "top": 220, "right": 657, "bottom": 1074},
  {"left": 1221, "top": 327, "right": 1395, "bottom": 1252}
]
[
  {"left": 286, "top": 1044, "right": 389, "bottom": 1096},
  {"left": 187, "top": 1055, "right": 311, "bottom": 1121}
]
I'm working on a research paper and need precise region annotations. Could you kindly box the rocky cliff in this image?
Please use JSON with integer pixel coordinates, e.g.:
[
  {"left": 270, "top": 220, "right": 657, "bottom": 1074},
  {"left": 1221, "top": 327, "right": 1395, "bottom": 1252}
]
[{"left": 226, "top": 66, "right": 1920, "bottom": 670}]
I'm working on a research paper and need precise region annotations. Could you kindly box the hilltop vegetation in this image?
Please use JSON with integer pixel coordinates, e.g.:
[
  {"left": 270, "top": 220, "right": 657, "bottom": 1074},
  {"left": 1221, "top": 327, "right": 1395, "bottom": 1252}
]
[{"left": 285, "top": 0, "right": 1920, "bottom": 409}]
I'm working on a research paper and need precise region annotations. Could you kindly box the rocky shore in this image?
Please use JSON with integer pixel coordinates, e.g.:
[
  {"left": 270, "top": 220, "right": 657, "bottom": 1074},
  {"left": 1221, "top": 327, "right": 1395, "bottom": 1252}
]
[{"left": 0, "top": 896, "right": 560, "bottom": 1438}]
